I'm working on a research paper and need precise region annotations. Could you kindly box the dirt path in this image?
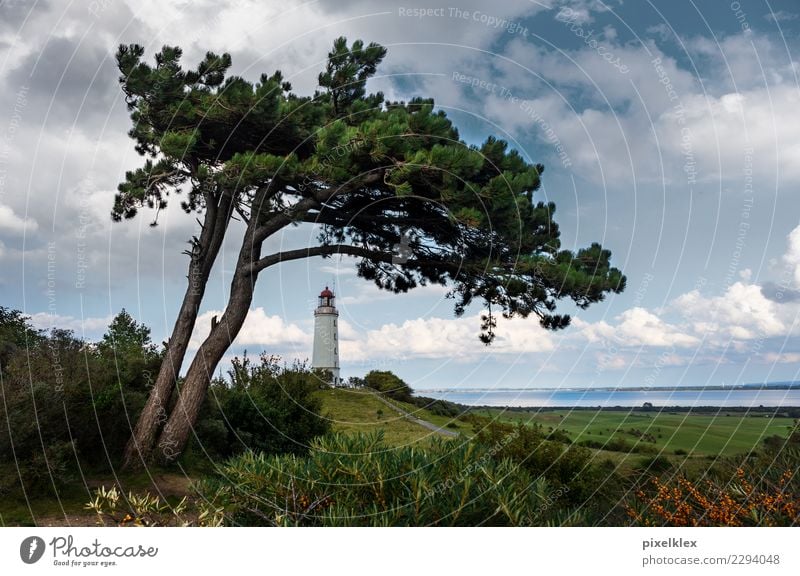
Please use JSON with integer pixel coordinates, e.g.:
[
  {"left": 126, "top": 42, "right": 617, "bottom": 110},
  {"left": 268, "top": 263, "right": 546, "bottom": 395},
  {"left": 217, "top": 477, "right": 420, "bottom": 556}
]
[{"left": 367, "top": 390, "right": 459, "bottom": 437}]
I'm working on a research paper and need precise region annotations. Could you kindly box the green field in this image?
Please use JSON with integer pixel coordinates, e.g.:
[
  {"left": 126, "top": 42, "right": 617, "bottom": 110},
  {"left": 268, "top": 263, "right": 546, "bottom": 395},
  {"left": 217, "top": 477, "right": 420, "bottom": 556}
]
[
  {"left": 476, "top": 408, "right": 795, "bottom": 456},
  {"left": 319, "top": 389, "right": 795, "bottom": 457}
]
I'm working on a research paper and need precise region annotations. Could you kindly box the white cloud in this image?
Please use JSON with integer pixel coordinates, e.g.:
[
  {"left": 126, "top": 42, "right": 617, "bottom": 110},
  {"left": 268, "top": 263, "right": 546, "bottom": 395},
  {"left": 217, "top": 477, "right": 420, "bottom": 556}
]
[
  {"left": 576, "top": 279, "right": 792, "bottom": 354},
  {"left": 190, "top": 307, "right": 311, "bottom": 350},
  {"left": 576, "top": 307, "right": 699, "bottom": 348},
  {"left": 783, "top": 223, "right": 800, "bottom": 288},
  {"left": 571, "top": 224, "right": 800, "bottom": 358},
  {"left": 673, "top": 282, "right": 787, "bottom": 342},
  {"left": 28, "top": 312, "right": 113, "bottom": 334},
  {"left": 341, "top": 312, "right": 555, "bottom": 362},
  {"left": 761, "top": 352, "right": 800, "bottom": 364},
  {"left": 492, "top": 28, "right": 800, "bottom": 189},
  {"left": 189, "top": 306, "right": 555, "bottom": 362},
  {"left": 0, "top": 204, "right": 38, "bottom": 234}
]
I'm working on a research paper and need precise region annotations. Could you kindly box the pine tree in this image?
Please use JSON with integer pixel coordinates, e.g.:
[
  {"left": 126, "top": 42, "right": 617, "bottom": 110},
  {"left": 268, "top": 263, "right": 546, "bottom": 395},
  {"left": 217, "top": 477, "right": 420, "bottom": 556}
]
[{"left": 114, "top": 38, "right": 625, "bottom": 464}]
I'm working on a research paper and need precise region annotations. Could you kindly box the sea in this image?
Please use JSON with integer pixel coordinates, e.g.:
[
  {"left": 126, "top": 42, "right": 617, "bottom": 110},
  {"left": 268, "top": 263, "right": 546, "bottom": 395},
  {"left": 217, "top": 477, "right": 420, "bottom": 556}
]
[{"left": 419, "top": 388, "right": 800, "bottom": 408}]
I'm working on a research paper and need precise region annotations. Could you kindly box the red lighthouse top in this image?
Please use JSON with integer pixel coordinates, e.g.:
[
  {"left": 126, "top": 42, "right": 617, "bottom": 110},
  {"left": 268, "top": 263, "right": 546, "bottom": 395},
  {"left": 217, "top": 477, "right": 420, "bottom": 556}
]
[{"left": 318, "top": 286, "right": 335, "bottom": 308}]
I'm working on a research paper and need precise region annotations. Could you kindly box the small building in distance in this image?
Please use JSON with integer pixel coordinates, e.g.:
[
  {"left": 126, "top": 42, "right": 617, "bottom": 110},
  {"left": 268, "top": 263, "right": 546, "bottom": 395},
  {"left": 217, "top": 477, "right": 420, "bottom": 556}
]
[{"left": 312, "top": 286, "right": 342, "bottom": 386}]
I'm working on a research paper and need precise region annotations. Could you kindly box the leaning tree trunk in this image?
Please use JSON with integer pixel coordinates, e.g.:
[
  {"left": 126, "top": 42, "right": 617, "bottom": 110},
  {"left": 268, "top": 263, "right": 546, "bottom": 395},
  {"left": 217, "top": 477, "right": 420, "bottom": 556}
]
[
  {"left": 153, "top": 183, "right": 322, "bottom": 462},
  {"left": 122, "top": 192, "right": 233, "bottom": 469},
  {"left": 154, "top": 260, "right": 257, "bottom": 463}
]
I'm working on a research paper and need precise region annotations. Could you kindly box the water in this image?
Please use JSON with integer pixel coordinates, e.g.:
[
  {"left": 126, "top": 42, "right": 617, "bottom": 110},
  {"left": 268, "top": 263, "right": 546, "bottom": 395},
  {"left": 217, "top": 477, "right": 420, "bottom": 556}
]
[{"left": 419, "top": 388, "right": 800, "bottom": 408}]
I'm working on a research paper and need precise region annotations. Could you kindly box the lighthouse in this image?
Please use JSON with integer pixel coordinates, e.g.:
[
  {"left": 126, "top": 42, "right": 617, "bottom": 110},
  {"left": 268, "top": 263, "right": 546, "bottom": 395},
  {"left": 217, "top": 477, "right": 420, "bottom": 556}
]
[{"left": 312, "top": 286, "right": 340, "bottom": 386}]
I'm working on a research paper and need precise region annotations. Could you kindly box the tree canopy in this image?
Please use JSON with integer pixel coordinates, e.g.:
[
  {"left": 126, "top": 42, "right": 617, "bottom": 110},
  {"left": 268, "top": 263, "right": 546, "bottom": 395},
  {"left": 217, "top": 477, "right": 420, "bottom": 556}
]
[{"left": 114, "top": 37, "right": 625, "bottom": 344}]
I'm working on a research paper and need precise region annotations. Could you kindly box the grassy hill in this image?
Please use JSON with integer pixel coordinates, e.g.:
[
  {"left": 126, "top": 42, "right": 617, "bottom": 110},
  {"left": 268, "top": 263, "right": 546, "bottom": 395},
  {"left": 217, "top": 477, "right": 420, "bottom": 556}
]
[{"left": 317, "top": 388, "right": 472, "bottom": 445}]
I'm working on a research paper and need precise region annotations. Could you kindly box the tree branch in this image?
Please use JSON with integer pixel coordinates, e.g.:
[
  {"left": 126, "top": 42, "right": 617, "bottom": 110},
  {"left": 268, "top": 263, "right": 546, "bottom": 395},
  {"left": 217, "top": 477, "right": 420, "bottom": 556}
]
[
  {"left": 251, "top": 169, "right": 387, "bottom": 244},
  {"left": 252, "top": 244, "right": 393, "bottom": 273}
]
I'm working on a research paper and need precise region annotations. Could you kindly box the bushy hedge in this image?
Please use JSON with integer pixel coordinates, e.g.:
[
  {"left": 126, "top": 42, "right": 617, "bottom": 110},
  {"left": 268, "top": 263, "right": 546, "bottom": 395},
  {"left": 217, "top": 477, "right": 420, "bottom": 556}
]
[
  {"left": 363, "top": 370, "right": 414, "bottom": 402},
  {"left": 196, "top": 432, "right": 583, "bottom": 526},
  {"left": 407, "top": 395, "right": 463, "bottom": 418},
  {"left": 473, "top": 420, "right": 625, "bottom": 519},
  {"left": 192, "top": 353, "right": 331, "bottom": 460},
  {"left": 0, "top": 310, "right": 160, "bottom": 494}
]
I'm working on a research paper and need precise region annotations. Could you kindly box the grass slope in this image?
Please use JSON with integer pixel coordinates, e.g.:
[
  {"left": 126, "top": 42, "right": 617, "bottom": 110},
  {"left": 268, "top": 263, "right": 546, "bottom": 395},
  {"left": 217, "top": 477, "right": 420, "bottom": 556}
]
[{"left": 317, "top": 388, "right": 468, "bottom": 445}]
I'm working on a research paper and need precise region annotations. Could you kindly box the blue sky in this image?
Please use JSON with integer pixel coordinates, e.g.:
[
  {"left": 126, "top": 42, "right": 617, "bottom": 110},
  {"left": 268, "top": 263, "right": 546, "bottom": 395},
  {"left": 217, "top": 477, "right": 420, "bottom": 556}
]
[{"left": 1, "top": 0, "right": 800, "bottom": 389}]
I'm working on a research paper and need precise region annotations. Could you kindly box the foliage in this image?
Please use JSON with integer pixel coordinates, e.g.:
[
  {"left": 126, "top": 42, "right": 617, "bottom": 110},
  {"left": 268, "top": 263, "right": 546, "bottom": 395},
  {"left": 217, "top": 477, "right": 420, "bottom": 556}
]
[
  {"left": 627, "top": 422, "right": 800, "bottom": 526},
  {"left": 0, "top": 306, "right": 43, "bottom": 371},
  {"left": 193, "top": 353, "right": 331, "bottom": 460},
  {"left": 626, "top": 469, "right": 797, "bottom": 527},
  {"left": 85, "top": 485, "right": 224, "bottom": 527},
  {"left": 196, "top": 432, "right": 583, "bottom": 526},
  {"left": 363, "top": 370, "right": 413, "bottom": 402},
  {"left": 578, "top": 437, "right": 658, "bottom": 454},
  {"left": 116, "top": 36, "right": 625, "bottom": 461},
  {"left": 408, "top": 395, "right": 463, "bottom": 418},
  {"left": 115, "top": 38, "right": 625, "bottom": 345},
  {"left": 473, "top": 420, "right": 624, "bottom": 517},
  {"left": 0, "top": 310, "right": 162, "bottom": 494}
]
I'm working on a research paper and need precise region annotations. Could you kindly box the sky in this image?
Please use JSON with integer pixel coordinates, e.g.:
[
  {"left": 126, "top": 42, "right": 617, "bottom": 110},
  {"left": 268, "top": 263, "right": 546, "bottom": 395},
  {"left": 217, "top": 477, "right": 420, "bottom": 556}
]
[{"left": 1, "top": 0, "right": 800, "bottom": 390}]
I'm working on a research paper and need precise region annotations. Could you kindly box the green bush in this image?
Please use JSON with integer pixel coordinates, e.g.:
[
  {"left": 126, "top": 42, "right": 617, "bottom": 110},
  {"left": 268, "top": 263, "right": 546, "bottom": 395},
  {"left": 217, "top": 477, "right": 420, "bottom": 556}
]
[
  {"left": 193, "top": 353, "right": 330, "bottom": 460},
  {"left": 196, "top": 432, "right": 581, "bottom": 526},
  {"left": 579, "top": 436, "right": 657, "bottom": 454},
  {"left": 473, "top": 421, "right": 625, "bottom": 521},
  {"left": 637, "top": 454, "right": 673, "bottom": 474},
  {"left": 0, "top": 310, "right": 161, "bottom": 493},
  {"left": 363, "top": 370, "right": 413, "bottom": 402},
  {"left": 408, "top": 396, "right": 463, "bottom": 418}
]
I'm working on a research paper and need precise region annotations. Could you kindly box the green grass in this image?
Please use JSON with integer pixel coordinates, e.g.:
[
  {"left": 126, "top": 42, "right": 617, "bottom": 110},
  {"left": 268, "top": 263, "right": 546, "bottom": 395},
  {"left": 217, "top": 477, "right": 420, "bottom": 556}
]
[
  {"left": 387, "top": 397, "right": 473, "bottom": 435},
  {"left": 0, "top": 485, "right": 87, "bottom": 526},
  {"left": 475, "top": 408, "right": 795, "bottom": 456},
  {"left": 317, "top": 388, "right": 469, "bottom": 446},
  {"left": 0, "top": 465, "right": 195, "bottom": 526}
]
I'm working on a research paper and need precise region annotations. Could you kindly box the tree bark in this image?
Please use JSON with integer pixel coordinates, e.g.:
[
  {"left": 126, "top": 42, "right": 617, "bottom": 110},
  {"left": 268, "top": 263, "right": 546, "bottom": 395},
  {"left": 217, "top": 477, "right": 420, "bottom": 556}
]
[
  {"left": 154, "top": 219, "right": 261, "bottom": 463},
  {"left": 121, "top": 191, "right": 233, "bottom": 469}
]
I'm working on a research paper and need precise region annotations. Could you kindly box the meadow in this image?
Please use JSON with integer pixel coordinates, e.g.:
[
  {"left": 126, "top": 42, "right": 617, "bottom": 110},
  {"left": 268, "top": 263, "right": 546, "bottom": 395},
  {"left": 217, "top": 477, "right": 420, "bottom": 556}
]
[{"left": 475, "top": 408, "right": 796, "bottom": 457}]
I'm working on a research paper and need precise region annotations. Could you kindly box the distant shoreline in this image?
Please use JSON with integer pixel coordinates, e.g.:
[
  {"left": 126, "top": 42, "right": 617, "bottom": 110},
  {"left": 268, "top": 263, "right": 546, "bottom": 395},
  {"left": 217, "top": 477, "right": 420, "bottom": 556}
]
[
  {"left": 417, "top": 385, "right": 800, "bottom": 410},
  {"left": 416, "top": 382, "right": 800, "bottom": 394},
  {"left": 461, "top": 405, "right": 800, "bottom": 413}
]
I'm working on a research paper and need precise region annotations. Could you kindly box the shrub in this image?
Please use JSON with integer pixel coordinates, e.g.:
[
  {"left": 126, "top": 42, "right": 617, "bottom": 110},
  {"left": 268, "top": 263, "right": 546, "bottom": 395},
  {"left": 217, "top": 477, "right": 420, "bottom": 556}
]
[
  {"left": 363, "top": 370, "right": 413, "bottom": 402},
  {"left": 408, "top": 396, "right": 463, "bottom": 418},
  {"left": 193, "top": 353, "right": 331, "bottom": 460},
  {"left": 0, "top": 310, "right": 161, "bottom": 494},
  {"left": 472, "top": 421, "right": 619, "bottom": 516},
  {"left": 637, "top": 454, "right": 672, "bottom": 474},
  {"left": 86, "top": 485, "right": 224, "bottom": 527},
  {"left": 196, "top": 432, "right": 581, "bottom": 526},
  {"left": 626, "top": 469, "right": 797, "bottom": 526},
  {"left": 627, "top": 427, "right": 800, "bottom": 526}
]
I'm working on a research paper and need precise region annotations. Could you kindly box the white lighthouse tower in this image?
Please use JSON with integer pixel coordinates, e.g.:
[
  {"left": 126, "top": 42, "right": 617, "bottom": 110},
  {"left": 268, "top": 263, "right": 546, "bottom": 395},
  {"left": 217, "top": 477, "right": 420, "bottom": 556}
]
[{"left": 312, "top": 286, "right": 340, "bottom": 386}]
